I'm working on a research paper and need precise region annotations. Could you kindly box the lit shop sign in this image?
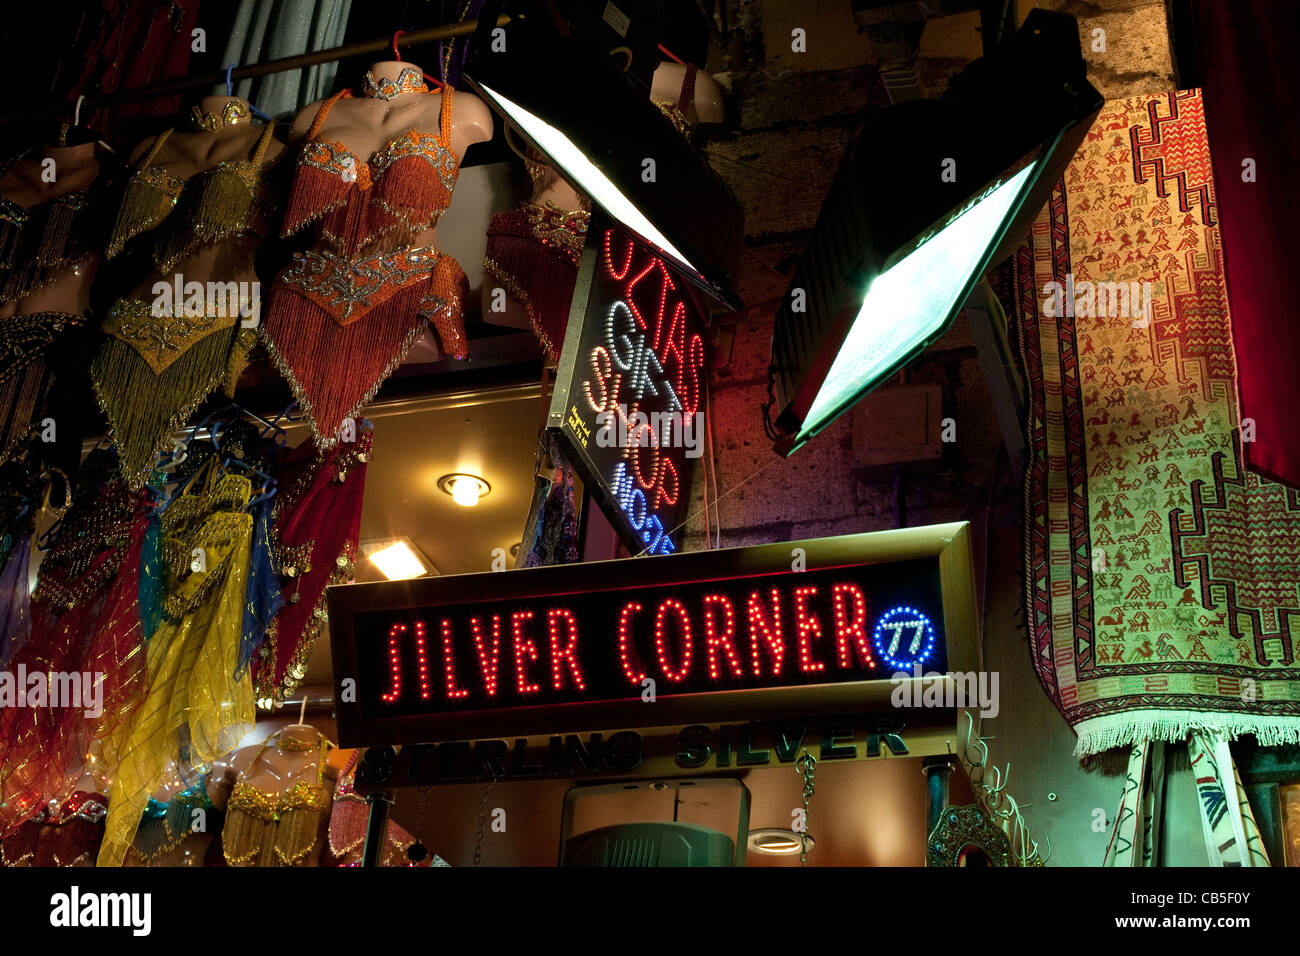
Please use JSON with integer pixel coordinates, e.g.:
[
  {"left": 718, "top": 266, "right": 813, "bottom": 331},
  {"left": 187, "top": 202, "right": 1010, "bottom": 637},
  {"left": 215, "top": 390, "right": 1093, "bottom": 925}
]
[
  {"left": 548, "top": 218, "right": 708, "bottom": 556},
  {"left": 328, "top": 524, "right": 979, "bottom": 748}
]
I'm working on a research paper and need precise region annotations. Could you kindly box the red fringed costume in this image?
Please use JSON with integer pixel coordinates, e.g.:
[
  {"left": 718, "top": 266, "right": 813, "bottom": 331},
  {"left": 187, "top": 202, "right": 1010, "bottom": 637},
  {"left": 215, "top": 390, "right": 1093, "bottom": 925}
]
[
  {"left": 262, "top": 78, "right": 469, "bottom": 447},
  {"left": 253, "top": 426, "right": 371, "bottom": 702}
]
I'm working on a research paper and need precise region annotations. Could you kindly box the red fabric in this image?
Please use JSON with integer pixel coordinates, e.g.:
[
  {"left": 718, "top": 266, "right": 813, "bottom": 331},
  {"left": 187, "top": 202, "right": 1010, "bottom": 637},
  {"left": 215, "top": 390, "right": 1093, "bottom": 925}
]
[
  {"left": 253, "top": 429, "right": 370, "bottom": 700},
  {"left": 70, "top": 0, "right": 202, "bottom": 135},
  {"left": 1194, "top": 0, "right": 1300, "bottom": 489},
  {"left": 0, "top": 484, "right": 149, "bottom": 839}
]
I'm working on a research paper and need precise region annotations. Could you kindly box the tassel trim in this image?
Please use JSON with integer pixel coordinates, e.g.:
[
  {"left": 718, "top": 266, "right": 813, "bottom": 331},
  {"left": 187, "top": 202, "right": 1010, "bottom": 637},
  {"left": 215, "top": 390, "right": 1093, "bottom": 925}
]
[{"left": 1073, "top": 709, "right": 1300, "bottom": 757}]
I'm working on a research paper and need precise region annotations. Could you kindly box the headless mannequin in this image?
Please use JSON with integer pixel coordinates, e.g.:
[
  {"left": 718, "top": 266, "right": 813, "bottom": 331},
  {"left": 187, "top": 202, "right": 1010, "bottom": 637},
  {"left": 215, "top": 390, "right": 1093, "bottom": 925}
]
[
  {"left": 120, "top": 96, "right": 288, "bottom": 307},
  {"left": 208, "top": 722, "right": 339, "bottom": 866},
  {"left": 288, "top": 62, "right": 493, "bottom": 364},
  {"left": 0, "top": 140, "right": 101, "bottom": 319},
  {"left": 483, "top": 60, "right": 721, "bottom": 335}
]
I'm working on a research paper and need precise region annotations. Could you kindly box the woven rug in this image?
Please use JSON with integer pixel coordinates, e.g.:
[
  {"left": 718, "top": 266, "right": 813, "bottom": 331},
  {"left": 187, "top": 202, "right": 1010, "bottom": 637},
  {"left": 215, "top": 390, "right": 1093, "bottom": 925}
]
[{"left": 1013, "top": 89, "right": 1300, "bottom": 757}]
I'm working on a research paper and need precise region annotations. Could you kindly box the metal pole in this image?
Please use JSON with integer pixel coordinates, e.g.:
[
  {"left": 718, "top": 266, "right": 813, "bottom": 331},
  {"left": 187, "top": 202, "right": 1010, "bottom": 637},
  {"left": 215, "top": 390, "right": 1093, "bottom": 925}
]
[
  {"left": 361, "top": 790, "right": 395, "bottom": 868},
  {"left": 922, "top": 756, "right": 955, "bottom": 839},
  {"left": 0, "top": 15, "right": 509, "bottom": 126}
]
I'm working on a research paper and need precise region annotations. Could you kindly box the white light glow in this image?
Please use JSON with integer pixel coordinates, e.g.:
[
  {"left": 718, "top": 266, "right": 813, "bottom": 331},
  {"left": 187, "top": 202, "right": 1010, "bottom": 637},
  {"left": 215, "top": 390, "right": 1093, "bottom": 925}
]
[
  {"left": 475, "top": 83, "right": 697, "bottom": 276},
  {"left": 450, "top": 477, "right": 482, "bottom": 508},
  {"left": 803, "top": 163, "right": 1039, "bottom": 440},
  {"left": 368, "top": 541, "right": 429, "bottom": 580}
]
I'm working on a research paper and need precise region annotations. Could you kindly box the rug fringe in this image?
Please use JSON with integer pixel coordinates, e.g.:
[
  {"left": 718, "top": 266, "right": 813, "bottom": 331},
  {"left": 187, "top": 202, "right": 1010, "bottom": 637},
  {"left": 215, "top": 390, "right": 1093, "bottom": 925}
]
[{"left": 1073, "top": 710, "right": 1300, "bottom": 757}]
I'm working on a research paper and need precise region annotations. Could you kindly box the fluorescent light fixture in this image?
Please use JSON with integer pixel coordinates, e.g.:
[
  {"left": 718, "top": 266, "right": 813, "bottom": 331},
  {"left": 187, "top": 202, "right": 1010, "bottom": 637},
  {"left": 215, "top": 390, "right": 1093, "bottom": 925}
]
[
  {"left": 803, "top": 163, "right": 1038, "bottom": 436},
  {"left": 477, "top": 83, "right": 696, "bottom": 276},
  {"left": 769, "top": 9, "right": 1103, "bottom": 455},
  {"left": 462, "top": 4, "right": 743, "bottom": 309},
  {"left": 366, "top": 539, "right": 431, "bottom": 581}
]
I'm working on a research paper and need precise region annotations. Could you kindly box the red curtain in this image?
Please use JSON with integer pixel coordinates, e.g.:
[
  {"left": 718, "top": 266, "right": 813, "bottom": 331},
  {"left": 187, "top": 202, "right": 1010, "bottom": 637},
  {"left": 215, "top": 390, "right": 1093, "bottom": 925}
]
[{"left": 1193, "top": 0, "right": 1300, "bottom": 489}]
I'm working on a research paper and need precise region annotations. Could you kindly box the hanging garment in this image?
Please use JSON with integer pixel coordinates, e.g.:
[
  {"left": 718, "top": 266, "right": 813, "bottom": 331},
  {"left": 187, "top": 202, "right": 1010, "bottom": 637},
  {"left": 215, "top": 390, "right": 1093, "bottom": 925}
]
[
  {"left": 0, "top": 443, "right": 43, "bottom": 665},
  {"left": 483, "top": 202, "right": 590, "bottom": 361},
  {"left": 92, "top": 121, "right": 280, "bottom": 487},
  {"left": 222, "top": 733, "right": 332, "bottom": 866},
  {"left": 97, "top": 473, "right": 255, "bottom": 866},
  {"left": 254, "top": 425, "right": 370, "bottom": 701},
  {"left": 68, "top": 0, "right": 202, "bottom": 137},
  {"left": 262, "top": 71, "right": 469, "bottom": 447},
  {"left": 218, "top": 0, "right": 353, "bottom": 118},
  {"left": 30, "top": 791, "right": 110, "bottom": 867},
  {"left": 520, "top": 432, "right": 580, "bottom": 568},
  {"left": 1011, "top": 90, "right": 1300, "bottom": 757},
  {"left": 0, "top": 453, "right": 151, "bottom": 841}
]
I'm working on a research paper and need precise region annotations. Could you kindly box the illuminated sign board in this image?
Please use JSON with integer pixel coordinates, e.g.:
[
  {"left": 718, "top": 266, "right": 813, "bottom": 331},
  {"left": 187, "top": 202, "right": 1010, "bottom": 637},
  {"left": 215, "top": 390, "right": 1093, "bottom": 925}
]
[
  {"left": 329, "top": 523, "right": 979, "bottom": 748},
  {"left": 547, "top": 216, "right": 709, "bottom": 556}
]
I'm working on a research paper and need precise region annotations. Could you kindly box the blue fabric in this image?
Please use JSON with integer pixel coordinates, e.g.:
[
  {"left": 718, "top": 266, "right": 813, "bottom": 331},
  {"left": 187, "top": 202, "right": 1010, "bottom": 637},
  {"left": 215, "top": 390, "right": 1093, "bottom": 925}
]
[
  {"left": 139, "top": 514, "right": 163, "bottom": 643},
  {"left": 238, "top": 496, "right": 282, "bottom": 677}
]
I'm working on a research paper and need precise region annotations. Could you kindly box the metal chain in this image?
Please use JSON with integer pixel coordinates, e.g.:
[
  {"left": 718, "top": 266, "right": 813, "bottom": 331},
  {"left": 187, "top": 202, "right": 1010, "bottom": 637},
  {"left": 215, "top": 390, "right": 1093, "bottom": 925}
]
[
  {"left": 472, "top": 774, "right": 497, "bottom": 866},
  {"left": 795, "top": 749, "right": 817, "bottom": 867}
]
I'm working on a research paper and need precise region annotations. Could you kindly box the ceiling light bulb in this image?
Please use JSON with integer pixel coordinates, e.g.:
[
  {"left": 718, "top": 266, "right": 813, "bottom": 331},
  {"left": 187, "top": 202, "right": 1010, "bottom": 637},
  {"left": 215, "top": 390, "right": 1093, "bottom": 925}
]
[{"left": 451, "top": 477, "right": 481, "bottom": 507}]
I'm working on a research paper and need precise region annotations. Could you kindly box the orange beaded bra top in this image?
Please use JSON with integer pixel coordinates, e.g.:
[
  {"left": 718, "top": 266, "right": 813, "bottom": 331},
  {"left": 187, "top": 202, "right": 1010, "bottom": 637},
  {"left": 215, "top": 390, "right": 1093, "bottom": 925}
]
[{"left": 262, "top": 67, "right": 470, "bottom": 447}]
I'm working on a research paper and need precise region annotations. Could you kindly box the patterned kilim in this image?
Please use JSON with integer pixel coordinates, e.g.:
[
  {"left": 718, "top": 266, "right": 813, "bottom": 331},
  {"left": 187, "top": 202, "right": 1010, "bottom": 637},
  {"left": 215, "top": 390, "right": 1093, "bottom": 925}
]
[{"left": 1014, "top": 89, "right": 1300, "bottom": 757}]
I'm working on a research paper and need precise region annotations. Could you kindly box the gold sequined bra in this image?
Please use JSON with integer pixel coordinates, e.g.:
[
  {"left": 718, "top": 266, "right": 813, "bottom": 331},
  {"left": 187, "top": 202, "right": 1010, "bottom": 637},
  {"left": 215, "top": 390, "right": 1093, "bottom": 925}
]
[
  {"left": 222, "top": 734, "right": 332, "bottom": 866},
  {"left": 106, "top": 120, "right": 279, "bottom": 267}
]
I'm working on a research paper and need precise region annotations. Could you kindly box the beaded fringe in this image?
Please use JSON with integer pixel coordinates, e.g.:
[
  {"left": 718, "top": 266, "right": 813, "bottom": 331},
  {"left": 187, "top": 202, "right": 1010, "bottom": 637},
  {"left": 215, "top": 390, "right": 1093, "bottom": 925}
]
[
  {"left": 154, "top": 166, "right": 262, "bottom": 272},
  {"left": 106, "top": 182, "right": 176, "bottom": 259},
  {"left": 262, "top": 285, "right": 429, "bottom": 447},
  {"left": 90, "top": 327, "right": 237, "bottom": 485}
]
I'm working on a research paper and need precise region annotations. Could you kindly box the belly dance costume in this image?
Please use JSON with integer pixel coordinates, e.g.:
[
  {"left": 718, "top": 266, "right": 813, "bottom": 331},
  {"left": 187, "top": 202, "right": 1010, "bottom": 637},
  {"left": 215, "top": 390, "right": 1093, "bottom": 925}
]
[
  {"left": 262, "top": 68, "right": 469, "bottom": 448},
  {"left": 254, "top": 424, "right": 371, "bottom": 702},
  {"left": 92, "top": 110, "right": 279, "bottom": 486},
  {"left": 0, "top": 151, "right": 100, "bottom": 465},
  {"left": 222, "top": 733, "right": 332, "bottom": 866},
  {"left": 0, "top": 450, "right": 151, "bottom": 841},
  {"left": 97, "top": 473, "right": 256, "bottom": 866},
  {"left": 127, "top": 774, "right": 221, "bottom": 864}
]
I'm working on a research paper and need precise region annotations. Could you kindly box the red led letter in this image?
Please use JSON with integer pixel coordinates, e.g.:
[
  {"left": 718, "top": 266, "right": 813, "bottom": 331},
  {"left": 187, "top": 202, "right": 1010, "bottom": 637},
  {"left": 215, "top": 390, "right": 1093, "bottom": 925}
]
[
  {"left": 440, "top": 619, "right": 468, "bottom": 700},
  {"left": 603, "top": 229, "right": 635, "bottom": 281},
  {"left": 747, "top": 589, "right": 785, "bottom": 677},
  {"left": 793, "top": 586, "right": 826, "bottom": 673},
  {"left": 471, "top": 615, "right": 502, "bottom": 697},
  {"left": 414, "top": 621, "right": 432, "bottom": 700},
  {"left": 617, "top": 602, "right": 647, "bottom": 685},
  {"left": 832, "top": 583, "right": 876, "bottom": 669},
  {"left": 547, "top": 607, "right": 586, "bottom": 692},
  {"left": 512, "top": 610, "right": 541, "bottom": 695},
  {"left": 381, "top": 623, "right": 405, "bottom": 702},
  {"left": 702, "top": 594, "right": 743, "bottom": 680},
  {"left": 654, "top": 598, "right": 693, "bottom": 682}
]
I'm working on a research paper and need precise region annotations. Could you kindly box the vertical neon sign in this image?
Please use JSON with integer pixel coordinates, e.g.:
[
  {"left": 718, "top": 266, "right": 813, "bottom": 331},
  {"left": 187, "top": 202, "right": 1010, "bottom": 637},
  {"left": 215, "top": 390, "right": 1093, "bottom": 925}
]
[{"left": 553, "top": 221, "right": 708, "bottom": 555}]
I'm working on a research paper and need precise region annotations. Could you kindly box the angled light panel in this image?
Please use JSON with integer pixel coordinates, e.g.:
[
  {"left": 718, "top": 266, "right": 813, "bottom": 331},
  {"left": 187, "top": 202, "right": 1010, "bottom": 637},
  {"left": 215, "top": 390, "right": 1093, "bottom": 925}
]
[{"left": 802, "top": 162, "right": 1040, "bottom": 444}]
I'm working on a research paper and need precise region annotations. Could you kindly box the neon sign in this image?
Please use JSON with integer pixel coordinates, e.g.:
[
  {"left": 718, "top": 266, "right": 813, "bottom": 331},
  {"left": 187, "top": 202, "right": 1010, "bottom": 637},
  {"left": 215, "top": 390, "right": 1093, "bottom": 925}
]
[
  {"left": 550, "top": 219, "right": 709, "bottom": 555},
  {"left": 328, "top": 525, "right": 979, "bottom": 748}
]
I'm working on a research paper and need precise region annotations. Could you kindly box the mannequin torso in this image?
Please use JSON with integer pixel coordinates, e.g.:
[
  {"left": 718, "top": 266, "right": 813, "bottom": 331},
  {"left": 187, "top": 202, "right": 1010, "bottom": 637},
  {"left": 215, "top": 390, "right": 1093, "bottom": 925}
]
[
  {"left": 0, "top": 142, "right": 101, "bottom": 319},
  {"left": 120, "top": 96, "right": 287, "bottom": 300}
]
